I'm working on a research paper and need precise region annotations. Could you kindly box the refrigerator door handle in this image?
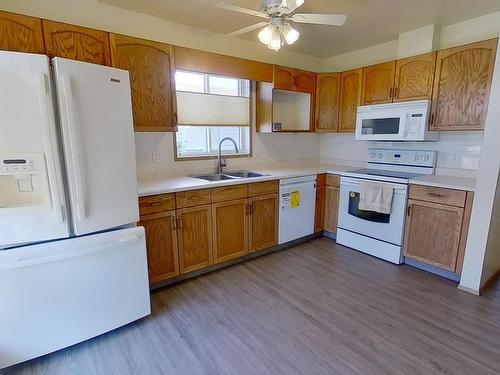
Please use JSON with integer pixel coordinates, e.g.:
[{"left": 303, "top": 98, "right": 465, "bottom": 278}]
[
  {"left": 0, "top": 235, "right": 142, "bottom": 270},
  {"left": 38, "top": 73, "right": 65, "bottom": 223},
  {"left": 61, "top": 75, "right": 87, "bottom": 221}
]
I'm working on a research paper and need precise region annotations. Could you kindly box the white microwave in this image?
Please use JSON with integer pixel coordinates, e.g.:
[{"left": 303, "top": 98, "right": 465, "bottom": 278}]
[{"left": 355, "top": 100, "right": 439, "bottom": 141}]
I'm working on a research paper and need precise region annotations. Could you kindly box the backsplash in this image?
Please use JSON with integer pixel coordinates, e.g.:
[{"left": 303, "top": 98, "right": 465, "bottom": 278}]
[
  {"left": 135, "top": 131, "right": 321, "bottom": 182},
  {"left": 319, "top": 131, "right": 483, "bottom": 178}
]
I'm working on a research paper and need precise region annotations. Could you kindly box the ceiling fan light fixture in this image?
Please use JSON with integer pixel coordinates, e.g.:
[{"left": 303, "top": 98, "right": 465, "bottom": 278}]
[
  {"left": 283, "top": 23, "right": 299, "bottom": 45},
  {"left": 268, "top": 29, "right": 282, "bottom": 51},
  {"left": 258, "top": 24, "right": 274, "bottom": 44}
]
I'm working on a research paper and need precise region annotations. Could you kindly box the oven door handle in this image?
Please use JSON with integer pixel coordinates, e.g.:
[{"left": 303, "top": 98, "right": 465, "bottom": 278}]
[{"left": 340, "top": 177, "right": 408, "bottom": 192}]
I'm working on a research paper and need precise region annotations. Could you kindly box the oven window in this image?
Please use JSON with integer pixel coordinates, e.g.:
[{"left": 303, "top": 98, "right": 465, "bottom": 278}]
[
  {"left": 348, "top": 192, "right": 390, "bottom": 223},
  {"left": 361, "top": 118, "right": 400, "bottom": 135}
]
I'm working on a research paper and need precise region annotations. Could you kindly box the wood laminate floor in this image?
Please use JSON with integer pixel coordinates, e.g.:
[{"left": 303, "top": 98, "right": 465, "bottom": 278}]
[{"left": 3, "top": 237, "right": 500, "bottom": 375}]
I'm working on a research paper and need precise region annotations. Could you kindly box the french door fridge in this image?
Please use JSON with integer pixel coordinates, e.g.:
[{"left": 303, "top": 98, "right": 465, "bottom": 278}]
[{"left": 0, "top": 52, "right": 150, "bottom": 369}]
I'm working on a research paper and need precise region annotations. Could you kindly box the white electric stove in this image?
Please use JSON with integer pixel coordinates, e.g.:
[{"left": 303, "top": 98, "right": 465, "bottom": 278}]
[{"left": 337, "top": 149, "right": 436, "bottom": 264}]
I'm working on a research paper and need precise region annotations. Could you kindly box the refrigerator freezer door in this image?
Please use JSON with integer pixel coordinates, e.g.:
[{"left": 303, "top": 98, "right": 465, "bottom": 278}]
[
  {"left": 0, "top": 226, "right": 151, "bottom": 369},
  {"left": 0, "top": 51, "right": 69, "bottom": 249},
  {"left": 52, "top": 58, "right": 139, "bottom": 235}
]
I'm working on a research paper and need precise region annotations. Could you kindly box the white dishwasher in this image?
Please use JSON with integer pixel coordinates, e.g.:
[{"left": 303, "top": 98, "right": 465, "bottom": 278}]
[{"left": 278, "top": 175, "right": 317, "bottom": 244}]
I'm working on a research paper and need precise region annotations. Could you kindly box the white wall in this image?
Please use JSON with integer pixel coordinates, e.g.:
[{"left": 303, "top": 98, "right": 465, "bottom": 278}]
[
  {"left": 481, "top": 177, "right": 500, "bottom": 285},
  {"left": 0, "top": 0, "right": 323, "bottom": 71},
  {"left": 459, "top": 38, "right": 500, "bottom": 293}
]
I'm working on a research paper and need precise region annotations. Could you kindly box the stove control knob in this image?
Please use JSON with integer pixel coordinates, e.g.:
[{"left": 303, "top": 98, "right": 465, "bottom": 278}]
[
  {"left": 378, "top": 153, "right": 383, "bottom": 159},
  {"left": 414, "top": 154, "right": 420, "bottom": 161}
]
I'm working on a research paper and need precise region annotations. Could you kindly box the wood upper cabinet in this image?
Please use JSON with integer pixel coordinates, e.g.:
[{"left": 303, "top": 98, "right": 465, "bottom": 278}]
[
  {"left": 430, "top": 38, "right": 498, "bottom": 131},
  {"left": 404, "top": 200, "right": 463, "bottom": 271},
  {"left": 323, "top": 186, "right": 340, "bottom": 233},
  {"left": 177, "top": 205, "right": 212, "bottom": 274},
  {"left": 0, "top": 11, "right": 44, "bottom": 53},
  {"left": 212, "top": 198, "right": 249, "bottom": 263},
  {"left": 249, "top": 194, "right": 278, "bottom": 252},
  {"left": 294, "top": 70, "right": 316, "bottom": 93},
  {"left": 393, "top": 52, "right": 436, "bottom": 102},
  {"left": 338, "top": 68, "right": 362, "bottom": 133},
  {"left": 109, "top": 33, "right": 177, "bottom": 132},
  {"left": 139, "top": 211, "right": 179, "bottom": 283},
  {"left": 41, "top": 20, "right": 111, "bottom": 65},
  {"left": 273, "top": 66, "right": 294, "bottom": 90},
  {"left": 361, "top": 61, "right": 396, "bottom": 105},
  {"left": 315, "top": 73, "right": 340, "bottom": 132}
]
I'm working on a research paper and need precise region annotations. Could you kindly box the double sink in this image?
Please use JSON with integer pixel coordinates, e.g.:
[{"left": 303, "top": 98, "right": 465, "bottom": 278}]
[{"left": 190, "top": 170, "right": 268, "bottom": 182}]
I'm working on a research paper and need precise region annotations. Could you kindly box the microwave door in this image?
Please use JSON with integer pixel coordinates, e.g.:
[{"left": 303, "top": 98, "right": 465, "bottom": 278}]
[{"left": 357, "top": 115, "right": 405, "bottom": 140}]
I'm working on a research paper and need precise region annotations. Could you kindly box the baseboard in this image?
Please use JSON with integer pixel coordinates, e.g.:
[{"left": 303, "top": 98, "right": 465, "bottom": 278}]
[
  {"left": 480, "top": 269, "right": 500, "bottom": 295},
  {"left": 457, "top": 284, "right": 481, "bottom": 296}
]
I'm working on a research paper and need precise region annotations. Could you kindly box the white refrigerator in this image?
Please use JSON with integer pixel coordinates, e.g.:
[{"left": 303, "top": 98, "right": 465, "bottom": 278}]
[{"left": 0, "top": 52, "right": 151, "bottom": 369}]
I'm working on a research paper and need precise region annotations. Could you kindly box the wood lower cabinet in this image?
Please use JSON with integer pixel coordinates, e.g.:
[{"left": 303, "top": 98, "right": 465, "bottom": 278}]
[
  {"left": 42, "top": 20, "right": 111, "bottom": 65},
  {"left": 249, "top": 194, "right": 278, "bottom": 252},
  {"left": 315, "top": 185, "right": 326, "bottom": 232},
  {"left": 110, "top": 33, "right": 177, "bottom": 132},
  {"left": 324, "top": 186, "right": 340, "bottom": 233},
  {"left": 212, "top": 198, "right": 249, "bottom": 263},
  {"left": 0, "top": 11, "right": 45, "bottom": 53},
  {"left": 338, "top": 68, "right": 362, "bottom": 133},
  {"left": 404, "top": 186, "right": 474, "bottom": 273},
  {"left": 177, "top": 205, "right": 212, "bottom": 274},
  {"left": 430, "top": 38, "right": 497, "bottom": 131},
  {"left": 139, "top": 211, "right": 179, "bottom": 283},
  {"left": 315, "top": 73, "right": 340, "bottom": 132},
  {"left": 361, "top": 61, "right": 396, "bottom": 105},
  {"left": 394, "top": 52, "right": 436, "bottom": 102}
]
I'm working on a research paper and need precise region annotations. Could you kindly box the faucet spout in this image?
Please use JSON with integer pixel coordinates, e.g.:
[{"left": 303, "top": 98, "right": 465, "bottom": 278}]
[{"left": 217, "top": 137, "right": 239, "bottom": 174}]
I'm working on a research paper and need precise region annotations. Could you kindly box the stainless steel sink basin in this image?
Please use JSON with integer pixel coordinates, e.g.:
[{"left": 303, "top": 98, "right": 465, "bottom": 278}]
[
  {"left": 190, "top": 173, "right": 236, "bottom": 182},
  {"left": 189, "top": 170, "right": 268, "bottom": 182},
  {"left": 224, "top": 170, "right": 269, "bottom": 178}
]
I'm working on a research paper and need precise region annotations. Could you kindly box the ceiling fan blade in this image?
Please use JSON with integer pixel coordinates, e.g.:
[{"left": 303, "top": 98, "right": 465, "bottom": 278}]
[
  {"left": 283, "top": 0, "right": 305, "bottom": 13},
  {"left": 215, "top": 2, "right": 268, "bottom": 19},
  {"left": 290, "top": 13, "right": 347, "bottom": 26},
  {"left": 227, "top": 21, "right": 269, "bottom": 36}
]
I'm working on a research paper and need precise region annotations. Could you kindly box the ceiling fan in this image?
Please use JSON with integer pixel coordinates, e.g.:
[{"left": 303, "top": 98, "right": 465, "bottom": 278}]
[{"left": 215, "top": 0, "right": 347, "bottom": 51}]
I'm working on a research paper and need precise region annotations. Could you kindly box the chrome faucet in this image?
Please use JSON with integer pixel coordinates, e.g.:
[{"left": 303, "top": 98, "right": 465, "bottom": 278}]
[{"left": 217, "top": 137, "right": 239, "bottom": 174}]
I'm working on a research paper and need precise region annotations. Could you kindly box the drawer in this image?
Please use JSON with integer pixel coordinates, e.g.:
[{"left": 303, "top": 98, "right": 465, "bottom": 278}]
[
  {"left": 409, "top": 185, "right": 466, "bottom": 207},
  {"left": 326, "top": 174, "right": 340, "bottom": 187},
  {"left": 248, "top": 180, "right": 279, "bottom": 197},
  {"left": 176, "top": 189, "right": 211, "bottom": 208},
  {"left": 316, "top": 174, "right": 326, "bottom": 187},
  {"left": 211, "top": 184, "right": 248, "bottom": 203},
  {"left": 139, "top": 194, "right": 175, "bottom": 216}
]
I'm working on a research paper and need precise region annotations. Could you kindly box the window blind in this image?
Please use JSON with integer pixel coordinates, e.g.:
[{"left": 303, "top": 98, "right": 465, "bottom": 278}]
[{"left": 176, "top": 91, "right": 250, "bottom": 126}]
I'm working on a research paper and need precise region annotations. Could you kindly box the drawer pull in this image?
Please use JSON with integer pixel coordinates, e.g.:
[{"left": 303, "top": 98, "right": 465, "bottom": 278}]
[
  {"left": 148, "top": 202, "right": 162, "bottom": 206},
  {"left": 428, "top": 192, "right": 445, "bottom": 198}
]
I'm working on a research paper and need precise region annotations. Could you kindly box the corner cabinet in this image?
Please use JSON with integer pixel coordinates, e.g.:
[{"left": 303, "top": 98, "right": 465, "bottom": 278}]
[
  {"left": 338, "top": 68, "right": 362, "bottom": 133},
  {"left": 430, "top": 38, "right": 498, "bottom": 131},
  {"left": 315, "top": 73, "right": 340, "bottom": 132},
  {"left": 404, "top": 185, "right": 473, "bottom": 273},
  {"left": 41, "top": 20, "right": 111, "bottom": 65},
  {"left": 0, "top": 11, "right": 45, "bottom": 53},
  {"left": 316, "top": 174, "right": 340, "bottom": 234},
  {"left": 109, "top": 33, "right": 177, "bottom": 132}
]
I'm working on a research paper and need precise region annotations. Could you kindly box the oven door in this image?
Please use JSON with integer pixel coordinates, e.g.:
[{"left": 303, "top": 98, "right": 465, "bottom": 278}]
[{"left": 338, "top": 177, "right": 407, "bottom": 245}]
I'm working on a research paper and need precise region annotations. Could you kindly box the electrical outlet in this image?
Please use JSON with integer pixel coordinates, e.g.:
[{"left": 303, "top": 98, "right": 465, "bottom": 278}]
[{"left": 152, "top": 152, "right": 166, "bottom": 163}]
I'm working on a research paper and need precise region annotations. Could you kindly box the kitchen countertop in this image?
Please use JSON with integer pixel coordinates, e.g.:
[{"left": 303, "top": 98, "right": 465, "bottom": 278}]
[{"left": 138, "top": 164, "right": 476, "bottom": 197}]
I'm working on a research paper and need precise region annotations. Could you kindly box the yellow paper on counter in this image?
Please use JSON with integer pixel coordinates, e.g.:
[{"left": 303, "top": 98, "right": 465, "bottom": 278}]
[{"left": 290, "top": 191, "right": 300, "bottom": 208}]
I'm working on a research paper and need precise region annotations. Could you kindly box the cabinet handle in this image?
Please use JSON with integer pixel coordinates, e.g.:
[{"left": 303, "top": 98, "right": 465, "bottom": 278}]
[
  {"left": 148, "top": 202, "right": 162, "bottom": 206},
  {"left": 389, "top": 87, "right": 393, "bottom": 98},
  {"left": 177, "top": 215, "right": 183, "bottom": 229},
  {"left": 393, "top": 87, "right": 398, "bottom": 99},
  {"left": 173, "top": 113, "right": 178, "bottom": 125},
  {"left": 430, "top": 113, "right": 435, "bottom": 125},
  {"left": 407, "top": 205, "right": 411, "bottom": 217},
  {"left": 171, "top": 215, "right": 177, "bottom": 231},
  {"left": 246, "top": 203, "right": 252, "bottom": 215},
  {"left": 428, "top": 192, "right": 445, "bottom": 198}
]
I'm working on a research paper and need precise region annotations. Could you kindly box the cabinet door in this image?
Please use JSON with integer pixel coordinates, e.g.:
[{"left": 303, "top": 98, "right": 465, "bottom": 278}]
[
  {"left": 338, "top": 68, "right": 362, "bottom": 133},
  {"left": 0, "top": 11, "right": 44, "bottom": 53},
  {"left": 404, "top": 199, "right": 464, "bottom": 271},
  {"left": 394, "top": 52, "right": 436, "bottom": 102},
  {"left": 361, "top": 61, "right": 396, "bottom": 105},
  {"left": 42, "top": 20, "right": 111, "bottom": 65},
  {"left": 294, "top": 70, "right": 316, "bottom": 93},
  {"left": 177, "top": 205, "right": 213, "bottom": 274},
  {"left": 324, "top": 186, "right": 340, "bottom": 233},
  {"left": 315, "top": 73, "right": 340, "bottom": 132},
  {"left": 249, "top": 194, "right": 278, "bottom": 252},
  {"left": 315, "top": 185, "right": 326, "bottom": 232},
  {"left": 139, "top": 211, "right": 179, "bottom": 283},
  {"left": 430, "top": 38, "right": 497, "bottom": 131},
  {"left": 273, "top": 66, "right": 294, "bottom": 90},
  {"left": 212, "top": 199, "right": 249, "bottom": 263},
  {"left": 110, "top": 34, "right": 177, "bottom": 132}
]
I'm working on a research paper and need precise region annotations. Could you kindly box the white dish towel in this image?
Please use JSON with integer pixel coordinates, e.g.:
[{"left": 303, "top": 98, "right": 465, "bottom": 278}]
[{"left": 358, "top": 181, "right": 394, "bottom": 214}]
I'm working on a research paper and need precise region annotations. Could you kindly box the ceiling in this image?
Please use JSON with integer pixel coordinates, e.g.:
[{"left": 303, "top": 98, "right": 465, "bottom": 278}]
[{"left": 100, "top": 0, "right": 500, "bottom": 58}]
